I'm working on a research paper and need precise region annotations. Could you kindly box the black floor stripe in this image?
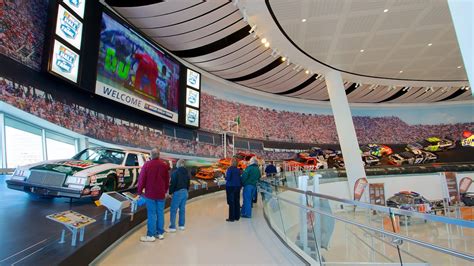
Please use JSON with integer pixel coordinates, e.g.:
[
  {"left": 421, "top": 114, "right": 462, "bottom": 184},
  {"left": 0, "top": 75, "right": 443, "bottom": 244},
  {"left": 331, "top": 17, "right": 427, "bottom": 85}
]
[
  {"left": 209, "top": 46, "right": 267, "bottom": 73},
  {"left": 377, "top": 87, "right": 408, "bottom": 103},
  {"left": 140, "top": 2, "right": 231, "bottom": 29},
  {"left": 110, "top": 1, "right": 204, "bottom": 18},
  {"left": 437, "top": 88, "right": 466, "bottom": 101},
  {"left": 276, "top": 75, "right": 318, "bottom": 95},
  {"left": 151, "top": 9, "right": 239, "bottom": 38},
  {"left": 227, "top": 57, "right": 284, "bottom": 82},
  {"left": 172, "top": 25, "right": 251, "bottom": 58}
]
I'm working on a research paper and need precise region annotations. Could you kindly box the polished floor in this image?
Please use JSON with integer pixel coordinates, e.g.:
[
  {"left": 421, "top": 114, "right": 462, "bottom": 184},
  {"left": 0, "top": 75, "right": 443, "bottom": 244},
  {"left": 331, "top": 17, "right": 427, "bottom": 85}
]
[{"left": 93, "top": 191, "right": 304, "bottom": 265}]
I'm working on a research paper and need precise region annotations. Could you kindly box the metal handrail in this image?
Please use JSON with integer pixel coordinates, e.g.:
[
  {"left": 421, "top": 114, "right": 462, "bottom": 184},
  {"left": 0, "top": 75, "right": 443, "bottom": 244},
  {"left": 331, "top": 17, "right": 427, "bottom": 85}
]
[
  {"left": 260, "top": 188, "right": 474, "bottom": 262},
  {"left": 262, "top": 179, "right": 474, "bottom": 228}
]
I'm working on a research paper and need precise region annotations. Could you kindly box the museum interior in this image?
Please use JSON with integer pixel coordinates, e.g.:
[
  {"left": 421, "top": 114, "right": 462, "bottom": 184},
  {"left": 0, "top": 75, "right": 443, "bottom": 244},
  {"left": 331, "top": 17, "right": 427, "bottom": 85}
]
[{"left": 0, "top": 0, "right": 473, "bottom": 265}]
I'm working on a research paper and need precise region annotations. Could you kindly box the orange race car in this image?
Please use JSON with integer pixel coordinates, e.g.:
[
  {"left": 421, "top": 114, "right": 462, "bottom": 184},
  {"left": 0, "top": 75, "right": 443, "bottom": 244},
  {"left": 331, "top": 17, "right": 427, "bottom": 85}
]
[
  {"left": 284, "top": 153, "right": 328, "bottom": 171},
  {"left": 194, "top": 152, "right": 260, "bottom": 180}
]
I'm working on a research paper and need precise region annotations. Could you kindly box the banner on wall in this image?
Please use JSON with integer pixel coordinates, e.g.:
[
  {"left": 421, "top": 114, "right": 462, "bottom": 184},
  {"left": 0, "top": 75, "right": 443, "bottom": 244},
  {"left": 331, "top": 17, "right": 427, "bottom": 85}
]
[
  {"left": 459, "top": 177, "right": 473, "bottom": 194},
  {"left": 354, "top": 177, "right": 369, "bottom": 201}
]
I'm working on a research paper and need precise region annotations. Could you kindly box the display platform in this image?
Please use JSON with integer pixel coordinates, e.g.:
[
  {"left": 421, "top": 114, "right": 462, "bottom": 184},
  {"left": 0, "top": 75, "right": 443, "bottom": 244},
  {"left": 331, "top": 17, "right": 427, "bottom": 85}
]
[{"left": 0, "top": 175, "right": 224, "bottom": 265}]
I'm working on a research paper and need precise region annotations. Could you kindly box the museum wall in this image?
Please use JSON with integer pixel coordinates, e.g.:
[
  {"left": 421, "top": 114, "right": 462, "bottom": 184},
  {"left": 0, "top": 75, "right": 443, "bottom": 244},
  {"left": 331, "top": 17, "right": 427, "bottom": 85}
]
[{"left": 1, "top": 1, "right": 473, "bottom": 163}]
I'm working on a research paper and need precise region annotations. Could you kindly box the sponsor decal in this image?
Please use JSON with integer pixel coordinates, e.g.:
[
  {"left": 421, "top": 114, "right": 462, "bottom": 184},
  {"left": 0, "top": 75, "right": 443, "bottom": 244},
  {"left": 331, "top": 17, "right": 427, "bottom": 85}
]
[
  {"left": 62, "top": 160, "right": 95, "bottom": 169},
  {"left": 90, "top": 185, "right": 101, "bottom": 197}
]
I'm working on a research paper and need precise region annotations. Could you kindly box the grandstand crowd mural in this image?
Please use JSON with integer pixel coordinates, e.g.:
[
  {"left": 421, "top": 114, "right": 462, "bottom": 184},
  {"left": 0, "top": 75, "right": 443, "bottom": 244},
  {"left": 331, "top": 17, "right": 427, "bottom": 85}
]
[
  {"left": 0, "top": 0, "right": 49, "bottom": 71},
  {"left": 201, "top": 93, "right": 474, "bottom": 145}
]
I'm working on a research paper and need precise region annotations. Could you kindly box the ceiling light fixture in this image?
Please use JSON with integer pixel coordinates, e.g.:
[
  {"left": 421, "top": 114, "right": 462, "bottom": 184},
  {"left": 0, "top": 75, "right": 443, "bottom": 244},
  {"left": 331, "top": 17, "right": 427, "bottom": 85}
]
[
  {"left": 264, "top": 42, "right": 270, "bottom": 48},
  {"left": 249, "top": 24, "right": 257, "bottom": 34},
  {"left": 281, "top": 57, "right": 286, "bottom": 62},
  {"left": 301, "top": 18, "right": 307, "bottom": 22},
  {"left": 399, "top": 70, "right": 403, "bottom": 73},
  {"left": 360, "top": 49, "right": 365, "bottom": 52},
  {"left": 457, "top": 66, "right": 462, "bottom": 69},
  {"left": 261, "top": 38, "right": 267, "bottom": 44},
  {"left": 305, "top": 70, "right": 309, "bottom": 74},
  {"left": 383, "top": 9, "right": 389, "bottom": 13},
  {"left": 428, "top": 43, "right": 433, "bottom": 46}
]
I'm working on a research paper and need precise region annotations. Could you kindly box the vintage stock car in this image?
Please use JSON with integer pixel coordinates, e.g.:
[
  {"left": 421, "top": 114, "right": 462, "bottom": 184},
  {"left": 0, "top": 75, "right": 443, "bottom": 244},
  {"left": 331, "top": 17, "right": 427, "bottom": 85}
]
[{"left": 6, "top": 147, "right": 148, "bottom": 198}]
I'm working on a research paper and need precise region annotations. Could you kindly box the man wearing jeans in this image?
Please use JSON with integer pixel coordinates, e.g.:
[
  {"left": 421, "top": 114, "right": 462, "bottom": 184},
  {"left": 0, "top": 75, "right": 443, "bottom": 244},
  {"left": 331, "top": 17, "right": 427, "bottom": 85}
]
[
  {"left": 137, "top": 148, "right": 170, "bottom": 242},
  {"left": 168, "top": 159, "right": 190, "bottom": 232},
  {"left": 240, "top": 157, "right": 261, "bottom": 218}
]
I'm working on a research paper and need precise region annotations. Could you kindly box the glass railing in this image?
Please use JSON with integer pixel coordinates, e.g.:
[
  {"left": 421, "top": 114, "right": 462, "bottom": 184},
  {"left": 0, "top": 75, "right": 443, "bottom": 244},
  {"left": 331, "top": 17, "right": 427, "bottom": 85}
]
[{"left": 258, "top": 178, "right": 474, "bottom": 266}]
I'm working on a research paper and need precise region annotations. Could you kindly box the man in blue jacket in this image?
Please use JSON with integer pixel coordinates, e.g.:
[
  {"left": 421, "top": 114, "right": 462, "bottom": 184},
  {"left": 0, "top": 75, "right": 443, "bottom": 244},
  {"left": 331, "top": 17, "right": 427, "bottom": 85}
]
[
  {"left": 168, "top": 159, "right": 190, "bottom": 232},
  {"left": 241, "top": 157, "right": 261, "bottom": 218}
]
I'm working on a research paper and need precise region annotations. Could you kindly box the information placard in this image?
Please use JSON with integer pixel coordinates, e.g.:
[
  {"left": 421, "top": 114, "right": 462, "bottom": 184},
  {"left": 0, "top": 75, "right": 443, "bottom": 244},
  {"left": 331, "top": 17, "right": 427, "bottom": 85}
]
[
  {"left": 185, "top": 107, "right": 199, "bottom": 127},
  {"left": 51, "top": 40, "right": 80, "bottom": 83},
  {"left": 55, "top": 5, "right": 83, "bottom": 49},
  {"left": 186, "top": 88, "right": 200, "bottom": 108}
]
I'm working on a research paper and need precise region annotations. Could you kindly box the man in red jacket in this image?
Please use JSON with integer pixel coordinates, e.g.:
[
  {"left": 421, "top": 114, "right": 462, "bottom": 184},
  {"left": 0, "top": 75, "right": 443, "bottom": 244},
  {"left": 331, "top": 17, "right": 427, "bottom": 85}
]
[{"left": 137, "top": 148, "right": 170, "bottom": 242}]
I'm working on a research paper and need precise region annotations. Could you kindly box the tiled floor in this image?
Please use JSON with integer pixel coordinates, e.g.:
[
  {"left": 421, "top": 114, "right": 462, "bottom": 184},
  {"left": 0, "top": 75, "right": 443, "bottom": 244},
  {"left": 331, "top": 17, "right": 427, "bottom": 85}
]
[{"left": 93, "top": 191, "right": 305, "bottom": 265}]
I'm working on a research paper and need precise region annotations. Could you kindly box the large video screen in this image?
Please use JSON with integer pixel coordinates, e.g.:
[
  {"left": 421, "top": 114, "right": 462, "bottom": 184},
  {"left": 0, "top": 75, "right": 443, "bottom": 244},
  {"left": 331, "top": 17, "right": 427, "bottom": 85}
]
[{"left": 95, "top": 12, "right": 180, "bottom": 123}]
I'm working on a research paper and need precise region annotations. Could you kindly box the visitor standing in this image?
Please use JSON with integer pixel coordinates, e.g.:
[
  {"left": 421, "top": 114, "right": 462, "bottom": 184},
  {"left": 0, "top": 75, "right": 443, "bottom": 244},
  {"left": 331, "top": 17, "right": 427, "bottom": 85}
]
[
  {"left": 265, "top": 161, "right": 277, "bottom": 177},
  {"left": 241, "top": 157, "right": 261, "bottom": 218},
  {"left": 225, "top": 158, "right": 241, "bottom": 222},
  {"left": 137, "top": 148, "right": 170, "bottom": 242},
  {"left": 168, "top": 159, "right": 190, "bottom": 232}
]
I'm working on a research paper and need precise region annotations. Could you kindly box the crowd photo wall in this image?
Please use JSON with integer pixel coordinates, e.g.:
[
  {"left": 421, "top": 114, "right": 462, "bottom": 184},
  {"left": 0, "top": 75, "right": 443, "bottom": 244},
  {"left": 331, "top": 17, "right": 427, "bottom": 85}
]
[{"left": 1, "top": 0, "right": 474, "bottom": 164}]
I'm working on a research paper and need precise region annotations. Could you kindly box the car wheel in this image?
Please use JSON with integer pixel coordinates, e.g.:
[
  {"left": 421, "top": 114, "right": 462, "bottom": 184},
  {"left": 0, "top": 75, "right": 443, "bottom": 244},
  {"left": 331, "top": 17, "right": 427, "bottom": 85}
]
[{"left": 104, "top": 175, "right": 117, "bottom": 192}]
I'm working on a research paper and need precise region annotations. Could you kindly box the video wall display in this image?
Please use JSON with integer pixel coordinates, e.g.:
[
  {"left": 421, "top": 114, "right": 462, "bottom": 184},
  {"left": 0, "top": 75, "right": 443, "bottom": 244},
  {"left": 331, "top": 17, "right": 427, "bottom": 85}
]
[
  {"left": 48, "top": 0, "right": 84, "bottom": 84},
  {"left": 95, "top": 12, "right": 181, "bottom": 123}
]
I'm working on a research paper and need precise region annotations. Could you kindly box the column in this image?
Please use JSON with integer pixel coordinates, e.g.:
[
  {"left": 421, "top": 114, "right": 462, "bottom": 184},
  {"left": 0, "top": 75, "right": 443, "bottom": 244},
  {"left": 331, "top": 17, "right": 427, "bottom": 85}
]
[
  {"left": 325, "top": 70, "right": 366, "bottom": 197},
  {"left": 448, "top": 0, "right": 473, "bottom": 94},
  {"left": 0, "top": 113, "right": 6, "bottom": 168}
]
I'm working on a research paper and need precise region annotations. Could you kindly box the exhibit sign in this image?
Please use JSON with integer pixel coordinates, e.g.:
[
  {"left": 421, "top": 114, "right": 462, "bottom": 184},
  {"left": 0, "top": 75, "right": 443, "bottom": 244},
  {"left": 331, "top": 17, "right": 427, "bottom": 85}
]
[
  {"left": 95, "top": 12, "right": 180, "bottom": 123},
  {"left": 186, "top": 68, "right": 201, "bottom": 90},
  {"left": 185, "top": 107, "right": 199, "bottom": 127},
  {"left": 63, "top": 0, "right": 86, "bottom": 18},
  {"left": 46, "top": 210, "right": 96, "bottom": 228},
  {"left": 55, "top": 4, "right": 83, "bottom": 49},
  {"left": 354, "top": 177, "right": 369, "bottom": 201},
  {"left": 186, "top": 87, "right": 200, "bottom": 108},
  {"left": 51, "top": 40, "right": 80, "bottom": 83}
]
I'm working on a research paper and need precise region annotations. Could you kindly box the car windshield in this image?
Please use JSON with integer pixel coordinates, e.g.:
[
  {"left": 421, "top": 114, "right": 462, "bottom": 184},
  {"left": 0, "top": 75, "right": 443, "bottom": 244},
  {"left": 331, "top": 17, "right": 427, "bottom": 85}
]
[{"left": 72, "top": 148, "right": 125, "bottom": 165}]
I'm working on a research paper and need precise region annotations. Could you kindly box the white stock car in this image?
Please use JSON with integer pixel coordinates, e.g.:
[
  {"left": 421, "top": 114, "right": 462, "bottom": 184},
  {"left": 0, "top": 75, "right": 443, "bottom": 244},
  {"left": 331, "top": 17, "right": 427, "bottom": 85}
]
[{"left": 7, "top": 147, "right": 149, "bottom": 198}]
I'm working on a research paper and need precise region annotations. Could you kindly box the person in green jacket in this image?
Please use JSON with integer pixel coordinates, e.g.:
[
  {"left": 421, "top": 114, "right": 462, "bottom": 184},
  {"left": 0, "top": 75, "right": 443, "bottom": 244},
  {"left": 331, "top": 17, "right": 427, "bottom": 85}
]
[{"left": 240, "top": 157, "right": 261, "bottom": 218}]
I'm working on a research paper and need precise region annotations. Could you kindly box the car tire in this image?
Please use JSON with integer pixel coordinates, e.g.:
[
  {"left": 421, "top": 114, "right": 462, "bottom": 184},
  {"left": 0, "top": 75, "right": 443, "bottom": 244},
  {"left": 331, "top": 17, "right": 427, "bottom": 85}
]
[{"left": 104, "top": 174, "right": 117, "bottom": 192}]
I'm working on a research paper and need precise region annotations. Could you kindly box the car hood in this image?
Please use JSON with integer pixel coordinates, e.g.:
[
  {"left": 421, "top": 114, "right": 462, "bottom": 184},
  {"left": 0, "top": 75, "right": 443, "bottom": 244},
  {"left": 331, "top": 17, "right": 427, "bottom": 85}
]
[{"left": 28, "top": 160, "right": 100, "bottom": 176}]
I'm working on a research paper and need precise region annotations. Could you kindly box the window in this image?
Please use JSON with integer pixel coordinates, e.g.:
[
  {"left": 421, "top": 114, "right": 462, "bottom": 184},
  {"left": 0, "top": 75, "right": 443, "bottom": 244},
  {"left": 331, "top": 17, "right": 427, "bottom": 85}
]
[
  {"left": 46, "top": 131, "right": 76, "bottom": 160},
  {"left": 73, "top": 148, "right": 125, "bottom": 165},
  {"left": 125, "top": 153, "right": 139, "bottom": 166},
  {"left": 5, "top": 118, "right": 43, "bottom": 168}
]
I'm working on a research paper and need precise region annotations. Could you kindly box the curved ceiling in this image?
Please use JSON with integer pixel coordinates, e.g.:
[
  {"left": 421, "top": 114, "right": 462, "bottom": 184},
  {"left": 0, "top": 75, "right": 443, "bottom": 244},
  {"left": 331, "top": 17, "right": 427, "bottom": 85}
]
[
  {"left": 105, "top": 0, "right": 472, "bottom": 103},
  {"left": 267, "top": 0, "right": 468, "bottom": 82}
]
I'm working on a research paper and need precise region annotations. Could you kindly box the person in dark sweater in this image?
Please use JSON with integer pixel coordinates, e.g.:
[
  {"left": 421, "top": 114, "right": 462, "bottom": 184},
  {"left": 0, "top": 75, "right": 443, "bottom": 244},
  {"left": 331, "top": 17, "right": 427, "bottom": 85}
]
[
  {"left": 241, "top": 157, "right": 261, "bottom": 218},
  {"left": 225, "top": 158, "right": 242, "bottom": 222},
  {"left": 168, "top": 159, "right": 190, "bottom": 232},
  {"left": 137, "top": 148, "right": 170, "bottom": 242},
  {"left": 265, "top": 161, "right": 277, "bottom": 177}
]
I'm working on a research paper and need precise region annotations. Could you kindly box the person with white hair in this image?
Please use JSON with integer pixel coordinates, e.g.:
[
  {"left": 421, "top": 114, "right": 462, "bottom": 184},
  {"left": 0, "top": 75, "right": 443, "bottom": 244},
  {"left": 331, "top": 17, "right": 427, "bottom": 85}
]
[
  {"left": 240, "top": 156, "right": 261, "bottom": 218},
  {"left": 168, "top": 159, "right": 190, "bottom": 232},
  {"left": 137, "top": 148, "right": 170, "bottom": 242}
]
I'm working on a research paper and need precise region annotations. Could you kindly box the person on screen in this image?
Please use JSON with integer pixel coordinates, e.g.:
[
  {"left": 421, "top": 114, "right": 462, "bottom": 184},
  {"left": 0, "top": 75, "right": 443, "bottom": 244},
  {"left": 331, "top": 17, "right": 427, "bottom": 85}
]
[
  {"left": 133, "top": 49, "right": 158, "bottom": 98},
  {"left": 156, "top": 64, "right": 169, "bottom": 107},
  {"left": 137, "top": 148, "right": 170, "bottom": 242}
]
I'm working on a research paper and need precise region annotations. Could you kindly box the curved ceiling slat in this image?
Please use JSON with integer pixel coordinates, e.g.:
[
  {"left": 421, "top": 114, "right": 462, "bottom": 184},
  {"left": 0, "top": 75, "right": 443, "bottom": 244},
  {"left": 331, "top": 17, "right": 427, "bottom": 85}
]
[{"left": 108, "top": 1, "right": 471, "bottom": 104}]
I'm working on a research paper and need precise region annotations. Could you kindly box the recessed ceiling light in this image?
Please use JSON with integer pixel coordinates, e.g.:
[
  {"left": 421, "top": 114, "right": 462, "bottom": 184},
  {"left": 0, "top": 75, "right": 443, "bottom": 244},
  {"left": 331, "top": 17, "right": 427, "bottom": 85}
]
[
  {"left": 399, "top": 70, "right": 403, "bottom": 73},
  {"left": 428, "top": 43, "right": 433, "bottom": 46},
  {"left": 383, "top": 9, "right": 389, "bottom": 13},
  {"left": 457, "top": 66, "right": 462, "bottom": 69},
  {"left": 261, "top": 38, "right": 267, "bottom": 44},
  {"left": 360, "top": 49, "right": 365, "bottom": 52},
  {"left": 264, "top": 42, "right": 270, "bottom": 48},
  {"left": 301, "top": 18, "right": 306, "bottom": 22},
  {"left": 305, "top": 70, "right": 309, "bottom": 74},
  {"left": 281, "top": 57, "right": 286, "bottom": 62}
]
